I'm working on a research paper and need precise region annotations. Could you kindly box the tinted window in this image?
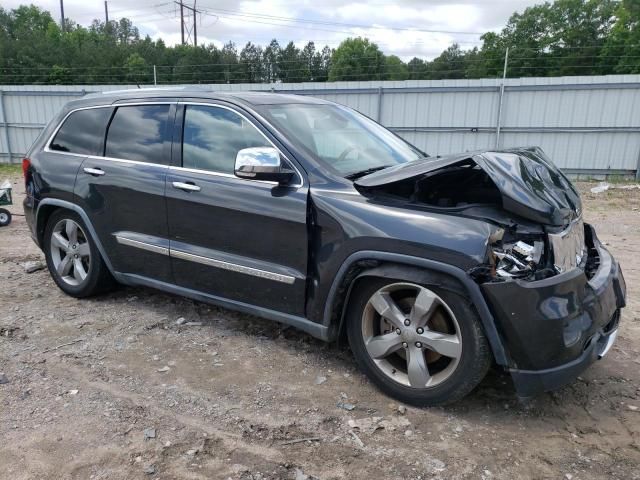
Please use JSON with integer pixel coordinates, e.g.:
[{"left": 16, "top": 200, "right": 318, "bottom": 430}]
[
  {"left": 105, "top": 105, "right": 170, "bottom": 163},
  {"left": 182, "top": 105, "right": 270, "bottom": 173},
  {"left": 50, "top": 108, "right": 111, "bottom": 155}
]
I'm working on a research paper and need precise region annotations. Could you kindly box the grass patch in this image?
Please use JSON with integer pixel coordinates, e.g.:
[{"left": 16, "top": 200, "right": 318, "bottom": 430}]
[{"left": 0, "top": 163, "right": 21, "bottom": 176}]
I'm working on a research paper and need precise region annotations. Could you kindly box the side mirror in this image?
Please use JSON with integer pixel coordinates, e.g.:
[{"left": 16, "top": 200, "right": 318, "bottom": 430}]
[{"left": 234, "top": 147, "right": 295, "bottom": 184}]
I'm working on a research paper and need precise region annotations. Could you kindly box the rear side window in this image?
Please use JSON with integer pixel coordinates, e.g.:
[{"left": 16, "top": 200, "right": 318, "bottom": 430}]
[
  {"left": 105, "top": 105, "right": 170, "bottom": 163},
  {"left": 182, "top": 105, "right": 270, "bottom": 174},
  {"left": 49, "top": 108, "right": 111, "bottom": 155}
]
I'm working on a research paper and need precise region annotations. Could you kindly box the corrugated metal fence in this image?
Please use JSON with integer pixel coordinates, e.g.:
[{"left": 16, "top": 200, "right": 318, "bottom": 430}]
[{"left": 2, "top": 75, "right": 640, "bottom": 178}]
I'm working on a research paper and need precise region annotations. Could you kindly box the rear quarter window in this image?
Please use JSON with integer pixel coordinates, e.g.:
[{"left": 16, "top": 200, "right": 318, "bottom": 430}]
[{"left": 49, "top": 107, "right": 112, "bottom": 155}]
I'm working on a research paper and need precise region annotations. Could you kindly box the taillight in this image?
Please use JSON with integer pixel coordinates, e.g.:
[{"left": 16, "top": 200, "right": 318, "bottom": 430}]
[{"left": 22, "top": 157, "right": 31, "bottom": 179}]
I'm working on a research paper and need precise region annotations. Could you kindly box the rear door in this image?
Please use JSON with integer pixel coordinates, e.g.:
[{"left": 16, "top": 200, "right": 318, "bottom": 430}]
[
  {"left": 74, "top": 102, "right": 175, "bottom": 281},
  {"left": 165, "top": 102, "right": 309, "bottom": 315}
]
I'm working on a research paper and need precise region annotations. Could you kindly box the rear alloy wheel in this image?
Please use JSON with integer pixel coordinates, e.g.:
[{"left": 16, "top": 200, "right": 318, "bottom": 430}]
[
  {"left": 44, "top": 210, "right": 114, "bottom": 297},
  {"left": 49, "top": 218, "right": 91, "bottom": 286},
  {"left": 347, "top": 278, "right": 491, "bottom": 406}
]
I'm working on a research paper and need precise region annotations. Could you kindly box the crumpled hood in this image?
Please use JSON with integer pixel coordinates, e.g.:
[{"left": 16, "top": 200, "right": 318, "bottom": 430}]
[{"left": 354, "top": 146, "right": 581, "bottom": 227}]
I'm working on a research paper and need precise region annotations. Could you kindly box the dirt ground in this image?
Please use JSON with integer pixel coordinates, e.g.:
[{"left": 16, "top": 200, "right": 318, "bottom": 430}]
[{"left": 1, "top": 171, "right": 639, "bottom": 480}]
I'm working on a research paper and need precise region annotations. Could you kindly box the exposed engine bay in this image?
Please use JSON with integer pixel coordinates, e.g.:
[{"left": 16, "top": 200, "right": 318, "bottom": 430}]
[{"left": 353, "top": 149, "right": 588, "bottom": 284}]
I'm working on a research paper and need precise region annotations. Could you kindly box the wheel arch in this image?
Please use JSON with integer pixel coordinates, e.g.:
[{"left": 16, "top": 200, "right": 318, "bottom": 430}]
[
  {"left": 36, "top": 198, "right": 116, "bottom": 276},
  {"left": 323, "top": 251, "right": 510, "bottom": 366}
]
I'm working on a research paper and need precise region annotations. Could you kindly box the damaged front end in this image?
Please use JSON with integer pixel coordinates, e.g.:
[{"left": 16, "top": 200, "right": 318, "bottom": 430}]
[
  {"left": 355, "top": 146, "right": 626, "bottom": 395},
  {"left": 354, "top": 146, "right": 583, "bottom": 284}
]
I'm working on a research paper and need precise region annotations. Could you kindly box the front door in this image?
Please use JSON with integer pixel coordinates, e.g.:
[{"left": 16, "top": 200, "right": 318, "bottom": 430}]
[
  {"left": 74, "top": 103, "right": 174, "bottom": 281},
  {"left": 165, "top": 103, "right": 308, "bottom": 315}
]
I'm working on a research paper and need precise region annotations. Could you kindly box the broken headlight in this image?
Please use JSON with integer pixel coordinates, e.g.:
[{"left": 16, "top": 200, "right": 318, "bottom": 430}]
[{"left": 493, "top": 239, "right": 544, "bottom": 278}]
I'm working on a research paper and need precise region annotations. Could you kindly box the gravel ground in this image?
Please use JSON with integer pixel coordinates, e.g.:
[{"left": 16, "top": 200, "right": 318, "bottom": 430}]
[{"left": 1, "top": 171, "right": 639, "bottom": 480}]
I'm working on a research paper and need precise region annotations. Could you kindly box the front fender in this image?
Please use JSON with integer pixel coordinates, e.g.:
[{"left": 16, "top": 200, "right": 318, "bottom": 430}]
[{"left": 323, "top": 250, "right": 509, "bottom": 366}]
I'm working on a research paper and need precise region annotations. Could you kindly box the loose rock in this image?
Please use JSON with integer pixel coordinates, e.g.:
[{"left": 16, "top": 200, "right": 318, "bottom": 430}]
[
  {"left": 175, "top": 317, "right": 186, "bottom": 325},
  {"left": 143, "top": 428, "right": 156, "bottom": 440},
  {"left": 314, "top": 375, "right": 327, "bottom": 385},
  {"left": 337, "top": 401, "right": 355, "bottom": 411},
  {"left": 157, "top": 366, "right": 170, "bottom": 373},
  {"left": 143, "top": 465, "right": 156, "bottom": 475},
  {"left": 23, "top": 261, "right": 45, "bottom": 274},
  {"left": 0, "top": 373, "right": 8, "bottom": 385}
]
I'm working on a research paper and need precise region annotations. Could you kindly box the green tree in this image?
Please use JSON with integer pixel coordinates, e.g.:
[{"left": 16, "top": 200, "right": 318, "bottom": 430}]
[
  {"left": 602, "top": 0, "right": 640, "bottom": 73},
  {"left": 124, "top": 52, "right": 149, "bottom": 83},
  {"left": 328, "top": 37, "right": 385, "bottom": 81},
  {"left": 425, "top": 44, "right": 468, "bottom": 79},
  {"left": 263, "top": 39, "right": 280, "bottom": 83},
  {"left": 407, "top": 57, "right": 428, "bottom": 79},
  {"left": 240, "top": 42, "right": 264, "bottom": 83},
  {"left": 384, "top": 55, "right": 408, "bottom": 80},
  {"left": 278, "top": 41, "right": 307, "bottom": 82}
]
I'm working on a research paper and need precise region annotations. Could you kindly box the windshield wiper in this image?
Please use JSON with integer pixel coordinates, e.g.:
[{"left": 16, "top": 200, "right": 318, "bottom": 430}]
[{"left": 344, "top": 165, "right": 393, "bottom": 180}]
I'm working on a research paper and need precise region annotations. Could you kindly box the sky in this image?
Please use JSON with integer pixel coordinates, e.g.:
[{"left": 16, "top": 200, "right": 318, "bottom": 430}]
[{"left": 4, "top": 0, "right": 540, "bottom": 60}]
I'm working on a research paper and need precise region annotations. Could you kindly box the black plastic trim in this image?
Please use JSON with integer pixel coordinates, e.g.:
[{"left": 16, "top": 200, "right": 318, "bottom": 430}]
[{"left": 115, "top": 272, "right": 330, "bottom": 340}]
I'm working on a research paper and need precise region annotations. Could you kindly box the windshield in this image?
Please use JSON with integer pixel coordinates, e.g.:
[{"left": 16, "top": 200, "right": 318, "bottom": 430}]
[{"left": 257, "top": 103, "right": 425, "bottom": 178}]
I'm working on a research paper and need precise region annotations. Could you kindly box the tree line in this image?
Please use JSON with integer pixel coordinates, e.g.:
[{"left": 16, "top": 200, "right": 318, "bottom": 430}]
[{"left": 0, "top": 0, "right": 639, "bottom": 85}]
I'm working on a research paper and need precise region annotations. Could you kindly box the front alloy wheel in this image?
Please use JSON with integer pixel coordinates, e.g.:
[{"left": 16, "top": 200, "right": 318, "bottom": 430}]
[
  {"left": 362, "top": 283, "right": 462, "bottom": 389},
  {"left": 347, "top": 278, "right": 491, "bottom": 406}
]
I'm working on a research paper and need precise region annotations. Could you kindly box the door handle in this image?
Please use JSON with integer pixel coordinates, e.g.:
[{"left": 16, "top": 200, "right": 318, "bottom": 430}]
[
  {"left": 172, "top": 181, "right": 201, "bottom": 192},
  {"left": 83, "top": 167, "right": 105, "bottom": 176}
]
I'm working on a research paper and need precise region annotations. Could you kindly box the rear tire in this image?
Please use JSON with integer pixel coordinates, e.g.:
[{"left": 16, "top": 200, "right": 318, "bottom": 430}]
[
  {"left": 43, "top": 209, "right": 114, "bottom": 298},
  {"left": 346, "top": 276, "right": 491, "bottom": 406},
  {"left": 0, "top": 208, "right": 11, "bottom": 226}
]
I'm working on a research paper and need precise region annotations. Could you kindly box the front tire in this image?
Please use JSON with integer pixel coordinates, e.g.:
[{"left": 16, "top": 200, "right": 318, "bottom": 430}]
[
  {"left": 43, "top": 210, "right": 114, "bottom": 298},
  {"left": 346, "top": 277, "right": 491, "bottom": 406}
]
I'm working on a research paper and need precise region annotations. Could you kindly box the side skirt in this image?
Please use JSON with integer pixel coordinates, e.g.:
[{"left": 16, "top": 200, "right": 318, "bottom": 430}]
[{"left": 114, "top": 272, "right": 330, "bottom": 341}]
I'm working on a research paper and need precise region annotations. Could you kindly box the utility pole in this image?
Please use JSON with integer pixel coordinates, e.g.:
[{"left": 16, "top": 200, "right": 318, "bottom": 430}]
[
  {"left": 495, "top": 47, "right": 510, "bottom": 149},
  {"left": 175, "top": 0, "right": 199, "bottom": 46},
  {"left": 193, "top": 0, "right": 197, "bottom": 47},
  {"left": 104, "top": 1, "right": 109, "bottom": 23},
  {"left": 59, "top": 0, "right": 65, "bottom": 31},
  {"left": 179, "top": 1, "right": 184, "bottom": 45}
]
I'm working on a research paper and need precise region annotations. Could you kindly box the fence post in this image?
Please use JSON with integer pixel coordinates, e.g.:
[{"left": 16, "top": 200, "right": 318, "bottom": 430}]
[
  {"left": 0, "top": 90, "right": 12, "bottom": 164},
  {"left": 153, "top": 65, "right": 157, "bottom": 86},
  {"left": 377, "top": 86, "right": 383, "bottom": 122},
  {"left": 495, "top": 47, "right": 509, "bottom": 149}
]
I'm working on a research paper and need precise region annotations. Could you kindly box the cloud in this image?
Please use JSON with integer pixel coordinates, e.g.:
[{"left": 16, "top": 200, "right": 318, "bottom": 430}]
[{"left": 3, "top": 0, "right": 539, "bottom": 60}]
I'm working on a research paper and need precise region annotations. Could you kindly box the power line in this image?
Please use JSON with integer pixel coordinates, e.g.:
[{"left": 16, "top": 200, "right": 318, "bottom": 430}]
[
  {"left": 203, "top": 12, "right": 477, "bottom": 39},
  {"left": 198, "top": 6, "right": 486, "bottom": 36}
]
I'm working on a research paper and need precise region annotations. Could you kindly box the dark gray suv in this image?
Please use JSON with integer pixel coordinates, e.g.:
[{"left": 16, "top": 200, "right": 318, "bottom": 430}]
[{"left": 22, "top": 89, "right": 626, "bottom": 405}]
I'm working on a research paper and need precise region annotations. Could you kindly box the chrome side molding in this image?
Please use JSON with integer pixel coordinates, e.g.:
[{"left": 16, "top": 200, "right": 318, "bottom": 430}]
[
  {"left": 115, "top": 235, "right": 169, "bottom": 256},
  {"left": 171, "top": 249, "right": 296, "bottom": 284},
  {"left": 114, "top": 234, "right": 295, "bottom": 285}
]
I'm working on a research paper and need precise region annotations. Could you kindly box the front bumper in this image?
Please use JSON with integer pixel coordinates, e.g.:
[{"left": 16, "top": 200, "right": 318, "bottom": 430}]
[{"left": 482, "top": 224, "right": 626, "bottom": 397}]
